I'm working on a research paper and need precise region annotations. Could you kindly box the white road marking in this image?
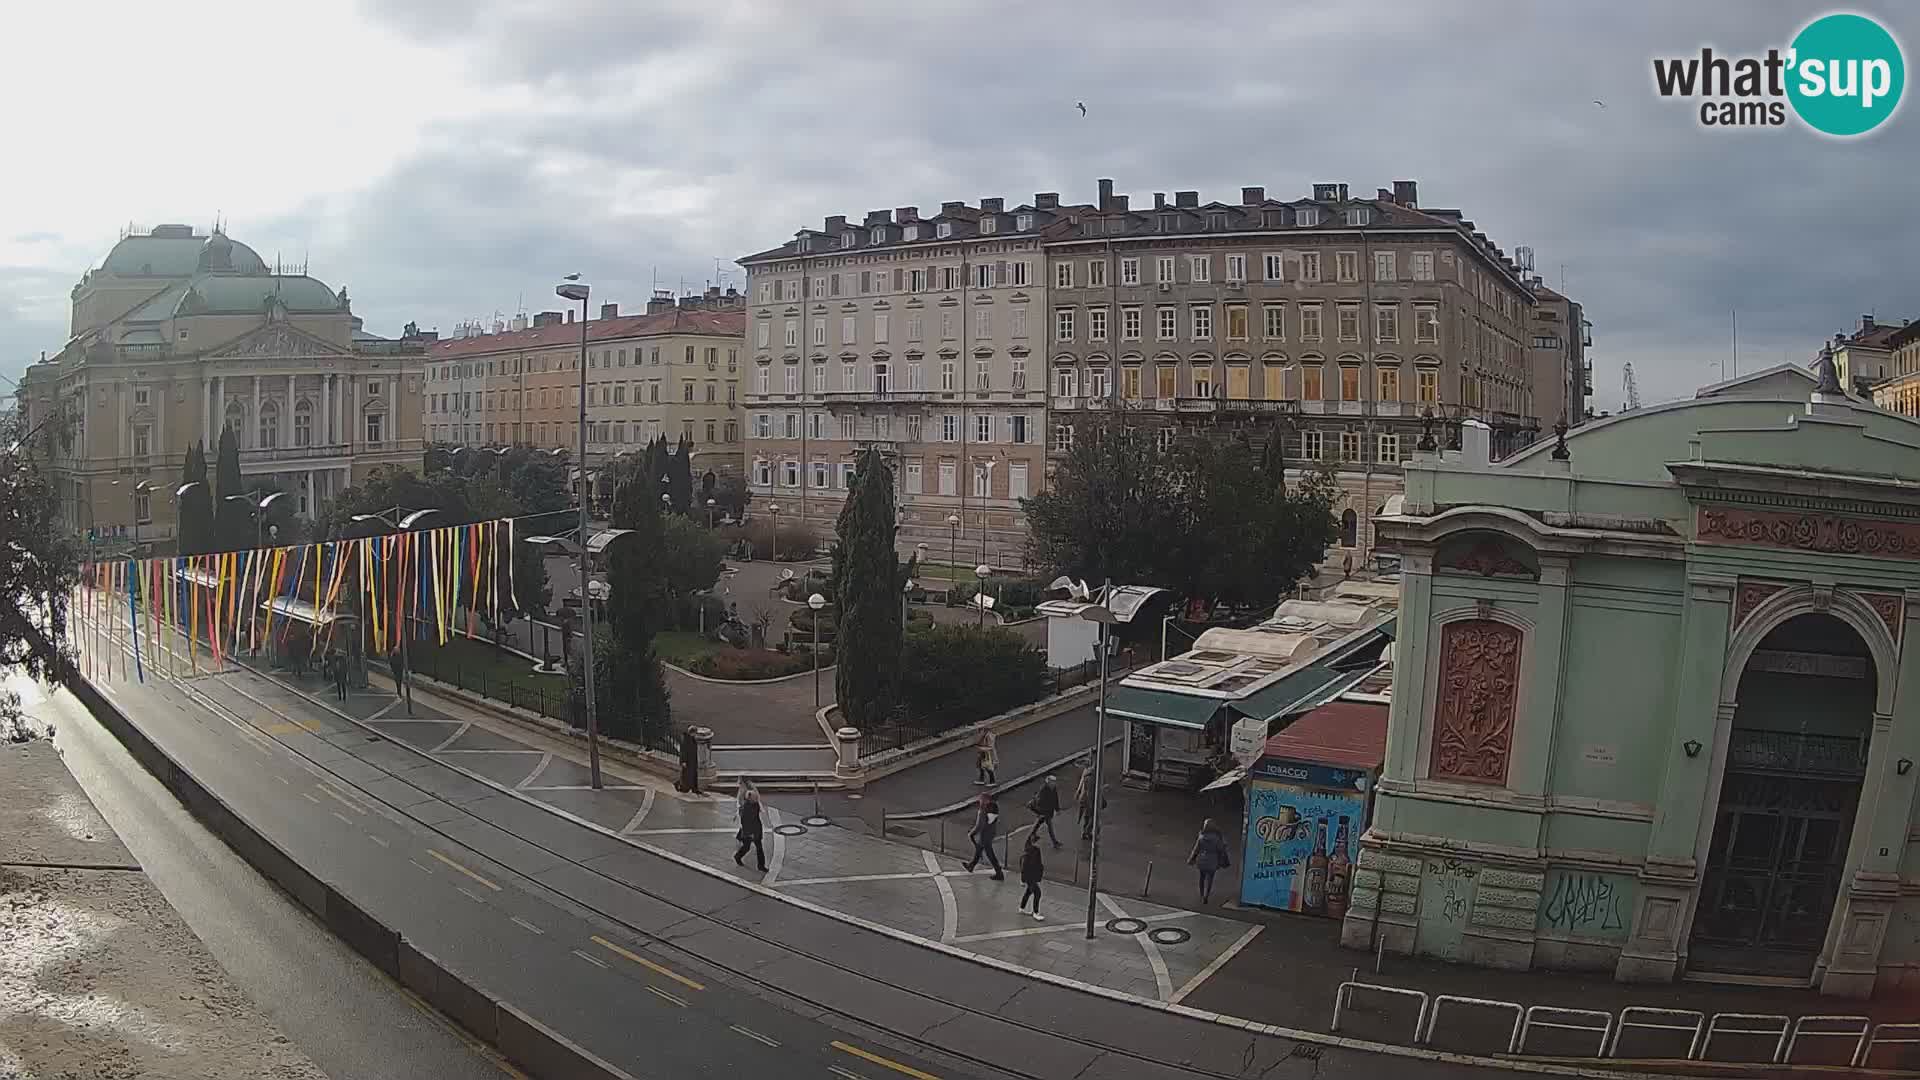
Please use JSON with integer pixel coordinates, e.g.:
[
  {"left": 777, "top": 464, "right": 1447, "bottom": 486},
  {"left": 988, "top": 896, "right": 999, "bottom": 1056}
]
[
  {"left": 1101, "top": 894, "right": 1172, "bottom": 1001},
  {"left": 510, "top": 916, "right": 545, "bottom": 935},
  {"left": 949, "top": 909, "right": 1192, "bottom": 944},
  {"left": 925, "top": 851, "right": 959, "bottom": 944},
  {"left": 645, "top": 986, "right": 687, "bottom": 1008},
  {"left": 409, "top": 859, "right": 434, "bottom": 875},
  {"left": 571, "top": 949, "right": 609, "bottom": 969},
  {"left": 457, "top": 887, "right": 487, "bottom": 905},
  {"left": 515, "top": 752, "right": 554, "bottom": 790},
  {"left": 1170, "top": 924, "right": 1262, "bottom": 1005},
  {"left": 330, "top": 811, "right": 354, "bottom": 825},
  {"left": 762, "top": 806, "right": 786, "bottom": 885},
  {"left": 367, "top": 834, "right": 390, "bottom": 848},
  {"left": 429, "top": 723, "right": 472, "bottom": 752},
  {"left": 729, "top": 1024, "right": 780, "bottom": 1047},
  {"left": 300, "top": 792, "right": 322, "bottom": 805}
]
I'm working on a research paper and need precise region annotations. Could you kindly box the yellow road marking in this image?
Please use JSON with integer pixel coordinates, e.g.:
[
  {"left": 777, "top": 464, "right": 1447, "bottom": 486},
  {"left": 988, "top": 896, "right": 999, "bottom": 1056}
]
[
  {"left": 645, "top": 985, "right": 687, "bottom": 1008},
  {"left": 427, "top": 849, "right": 500, "bottom": 891},
  {"left": 262, "top": 719, "right": 322, "bottom": 735},
  {"left": 830, "top": 1042, "right": 941, "bottom": 1080},
  {"left": 589, "top": 934, "right": 705, "bottom": 992}
]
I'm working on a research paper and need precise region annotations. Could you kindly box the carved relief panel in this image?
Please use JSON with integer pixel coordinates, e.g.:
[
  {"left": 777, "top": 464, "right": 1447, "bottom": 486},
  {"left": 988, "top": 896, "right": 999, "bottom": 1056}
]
[{"left": 1429, "top": 619, "right": 1523, "bottom": 785}]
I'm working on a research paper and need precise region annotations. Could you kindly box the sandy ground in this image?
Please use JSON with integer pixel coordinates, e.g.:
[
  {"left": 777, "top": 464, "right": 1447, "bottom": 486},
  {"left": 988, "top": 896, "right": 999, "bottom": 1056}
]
[{"left": 0, "top": 737, "right": 327, "bottom": 1080}]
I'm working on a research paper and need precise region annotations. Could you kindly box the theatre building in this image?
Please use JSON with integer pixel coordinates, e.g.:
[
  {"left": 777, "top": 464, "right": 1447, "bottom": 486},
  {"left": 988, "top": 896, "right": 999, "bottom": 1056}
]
[{"left": 1344, "top": 358, "right": 1920, "bottom": 995}]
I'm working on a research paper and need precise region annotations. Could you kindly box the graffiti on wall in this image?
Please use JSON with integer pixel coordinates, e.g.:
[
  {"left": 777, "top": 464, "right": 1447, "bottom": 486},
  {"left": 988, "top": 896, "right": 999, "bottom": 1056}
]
[{"left": 1538, "top": 869, "right": 1636, "bottom": 940}]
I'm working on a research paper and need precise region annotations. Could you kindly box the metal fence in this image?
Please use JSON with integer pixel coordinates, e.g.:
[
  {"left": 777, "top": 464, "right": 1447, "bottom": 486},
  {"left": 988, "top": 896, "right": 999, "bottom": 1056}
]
[{"left": 405, "top": 644, "right": 570, "bottom": 723}]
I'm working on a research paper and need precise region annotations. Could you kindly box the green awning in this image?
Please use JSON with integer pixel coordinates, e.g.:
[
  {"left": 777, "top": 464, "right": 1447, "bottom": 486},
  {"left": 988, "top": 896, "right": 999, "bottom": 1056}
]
[
  {"left": 1230, "top": 662, "right": 1373, "bottom": 724},
  {"left": 1102, "top": 684, "right": 1225, "bottom": 731}
]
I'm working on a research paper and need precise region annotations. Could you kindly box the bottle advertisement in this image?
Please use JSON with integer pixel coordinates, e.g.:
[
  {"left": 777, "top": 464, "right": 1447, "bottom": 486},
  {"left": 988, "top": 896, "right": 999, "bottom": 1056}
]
[{"left": 1240, "top": 762, "right": 1367, "bottom": 916}]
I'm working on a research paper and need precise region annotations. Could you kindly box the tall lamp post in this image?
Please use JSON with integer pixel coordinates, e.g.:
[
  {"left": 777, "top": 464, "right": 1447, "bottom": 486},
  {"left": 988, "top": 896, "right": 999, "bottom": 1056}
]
[
  {"left": 946, "top": 514, "right": 960, "bottom": 603},
  {"left": 348, "top": 507, "right": 440, "bottom": 715},
  {"left": 1078, "top": 585, "right": 1118, "bottom": 941},
  {"left": 706, "top": 497, "right": 717, "bottom": 529},
  {"left": 557, "top": 275, "right": 603, "bottom": 790},
  {"left": 808, "top": 592, "right": 827, "bottom": 709},
  {"left": 769, "top": 503, "right": 781, "bottom": 563},
  {"left": 227, "top": 490, "right": 289, "bottom": 551},
  {"left": 126, "top": 480, "right": 156, "bottom": 556},
  {"left": 974, "top": 563, "right": 991, "bottom": 628}
]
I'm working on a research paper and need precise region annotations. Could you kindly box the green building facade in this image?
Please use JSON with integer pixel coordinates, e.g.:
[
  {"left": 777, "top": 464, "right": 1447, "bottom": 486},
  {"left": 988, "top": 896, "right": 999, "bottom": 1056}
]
[{"left": 1342, "top": 361, "right": 1920, "bottom": 996}]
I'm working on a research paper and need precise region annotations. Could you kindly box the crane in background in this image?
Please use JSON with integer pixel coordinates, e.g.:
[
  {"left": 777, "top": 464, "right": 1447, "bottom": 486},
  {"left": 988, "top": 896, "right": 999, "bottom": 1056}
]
[{"left": 1622, "top": 362, "right": 1642, "bottom": 411}]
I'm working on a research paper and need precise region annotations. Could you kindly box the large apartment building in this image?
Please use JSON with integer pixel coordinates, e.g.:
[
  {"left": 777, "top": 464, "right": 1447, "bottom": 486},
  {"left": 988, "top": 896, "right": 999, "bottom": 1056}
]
[
  {"left": 425, "top": 289, "right": 746, "bottom": 481},
  {"left": 15, "top": 224, "right": 428, "bottom": 548},
  {"left": 738, "top": 195, "right": 1083, "bottom": 566},
  {"left": 1528, "top": 282, "right": 1592, "bottom": 429},
  {"left": 1872, "top": 318, "right": 1920, "bottom": 418},
  {"left": 1046, "top": 179, "right": 1548, "bottom": 564}
]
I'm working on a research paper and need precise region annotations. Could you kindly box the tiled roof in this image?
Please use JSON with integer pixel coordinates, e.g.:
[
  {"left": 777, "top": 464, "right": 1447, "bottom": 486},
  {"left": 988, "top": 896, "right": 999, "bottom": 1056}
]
[
  {"left": 1260, "top": 700, "right": 1388, "bottom": 771},
  {"left": 738, "top": 202, "right": 1090, "bottom": 265},
  {"left": 428, "top": 309, "right": 744, "bottom": 359},
  {"left": 1842, "top": 322, "right": 1911, "bottom": 350}
]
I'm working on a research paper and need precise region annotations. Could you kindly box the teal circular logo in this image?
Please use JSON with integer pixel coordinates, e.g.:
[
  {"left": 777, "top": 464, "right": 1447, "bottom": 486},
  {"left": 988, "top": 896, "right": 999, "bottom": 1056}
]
[{"left": 1787, "top": 13, "right": 1905, "bottom": 136}]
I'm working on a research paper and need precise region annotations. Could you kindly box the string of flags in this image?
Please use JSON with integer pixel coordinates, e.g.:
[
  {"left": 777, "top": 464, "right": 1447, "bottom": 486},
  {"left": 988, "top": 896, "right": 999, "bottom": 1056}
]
[{"left": 70, "top": 517, "right": 519, "bottom": 683}]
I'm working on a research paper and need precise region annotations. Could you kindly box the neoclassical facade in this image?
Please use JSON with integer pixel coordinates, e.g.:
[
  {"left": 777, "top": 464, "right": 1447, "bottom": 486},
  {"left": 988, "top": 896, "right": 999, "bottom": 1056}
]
[
  {"left": 15, "top": 224, "right": 427, "bottom": 548},
  {"left": 1344, "top": 361, "right": 1920, "bottom": 996}
]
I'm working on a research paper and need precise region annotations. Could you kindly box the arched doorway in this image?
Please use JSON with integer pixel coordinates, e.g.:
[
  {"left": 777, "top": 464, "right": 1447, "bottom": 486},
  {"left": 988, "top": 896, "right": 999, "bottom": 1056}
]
[{"left": 1691, "top": 613, "right": 1875, "bottom": 979}]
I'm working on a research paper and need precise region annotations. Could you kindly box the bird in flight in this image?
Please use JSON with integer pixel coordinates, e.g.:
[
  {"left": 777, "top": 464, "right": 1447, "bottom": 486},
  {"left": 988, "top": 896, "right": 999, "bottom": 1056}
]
[
  {"left": 1592, "top": 99, "right": 1606, "bottom": 108},
  {"left": 1076, "top": 101, "right": 1087, "bottom": 116}
]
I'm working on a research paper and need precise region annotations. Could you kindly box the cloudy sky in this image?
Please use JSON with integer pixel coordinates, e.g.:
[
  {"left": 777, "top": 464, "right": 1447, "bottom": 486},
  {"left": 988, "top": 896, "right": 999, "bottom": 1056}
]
[{"left": 3, "top": 1, "right": 1915, "bottom": 410}]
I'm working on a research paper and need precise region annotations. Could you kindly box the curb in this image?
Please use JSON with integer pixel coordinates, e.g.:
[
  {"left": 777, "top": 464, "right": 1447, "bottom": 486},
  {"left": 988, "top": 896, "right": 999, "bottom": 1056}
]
[
  {"left": 65, "top": 674, "right": 634, "bottom": 1080},
  {"left": 662, "top": 660, "right": 836, "bottom": 686},
  {"left": 885, "top": 735, "right": 1125, "bottom": 820}
]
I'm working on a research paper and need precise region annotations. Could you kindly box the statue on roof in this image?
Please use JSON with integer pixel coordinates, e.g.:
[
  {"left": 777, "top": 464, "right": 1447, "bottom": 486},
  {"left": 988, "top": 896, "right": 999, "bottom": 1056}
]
[
  {"left": 336, "top": 284, "right": 351, "bottom": 311},
  {"left": 1812, "top": 343, "right": 1844, "bottom": 395}
]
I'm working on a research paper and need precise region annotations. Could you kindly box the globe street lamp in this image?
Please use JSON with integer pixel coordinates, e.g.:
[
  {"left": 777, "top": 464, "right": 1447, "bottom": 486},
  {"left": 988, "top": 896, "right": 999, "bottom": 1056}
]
[
  {"left": 769, "top": 503, "right": 781, "bottom": 563},
  {"left": 706, "top": 497, "right": 717, "bottom": 529},
  {"left": 946, "top": 514, "right": 960, "bottom": 604},
  {"left": 808, "top": 592, "right": 827, "bottom": 709},
  {"left": 556, "top": 274, "right": 602, "bottom": 790},
  {"left": 974, "top": 563, "right": 991, "bottom": 628}
]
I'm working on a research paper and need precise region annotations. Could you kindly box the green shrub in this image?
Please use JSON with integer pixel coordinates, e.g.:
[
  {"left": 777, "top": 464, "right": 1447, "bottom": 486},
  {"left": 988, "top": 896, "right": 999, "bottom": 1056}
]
[
  {"left": 900, "top": 624, "right": 1049, "bottom": 723},
  {"left": 685, "top": 646, "right": 833, "bottom": 680}
]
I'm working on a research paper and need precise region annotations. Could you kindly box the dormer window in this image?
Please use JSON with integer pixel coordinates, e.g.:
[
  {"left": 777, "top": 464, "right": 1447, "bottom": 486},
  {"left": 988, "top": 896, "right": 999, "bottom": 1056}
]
[
  {"left": 1158, "top": 214, "right": 1177, "bottom": 232},
  {"left": 797, "top": 236, "right": 812, "bottom": 252},
  {"left": 936, "top": 222, "right": 953, "bottom": 239},
  {"left": 1208, "top": 212, "right": 1227, "bottom": 230},
  {"left": 904, "top": 224, "right": 919, "bottom": 242},
  {"left": 841, "top": 233, "right": 855, "bottom": 249},
  {"left": 980, "top": 216, "right": 997, "bottom": 234},
  {"left": 1015, "top": 213, "right": 1034, "bottom": 231},
  {"left": 871, "top": 227, "right": 886, "bottom": 245},
  {"left": 1297, "top": 207, "right": 1322, "bottom": 227},
  {"left": 1263, "top": 210, "right": 1285, "bottom": 227},
  {"left": 1345, "top": 208, "right": 1372, "bottom": 226}
]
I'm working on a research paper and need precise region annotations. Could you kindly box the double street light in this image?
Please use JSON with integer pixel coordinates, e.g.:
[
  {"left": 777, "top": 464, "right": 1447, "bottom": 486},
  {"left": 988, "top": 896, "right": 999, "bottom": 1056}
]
[
  {"left": 227, "top": 490, "right": 290, "bottom": 550},
  {"left": 557, "top": 274, "right": 602, "bottom": 791}
]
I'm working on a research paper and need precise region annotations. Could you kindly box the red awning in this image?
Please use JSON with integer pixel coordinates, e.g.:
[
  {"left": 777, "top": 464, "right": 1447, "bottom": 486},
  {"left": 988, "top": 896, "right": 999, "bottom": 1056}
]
[{"left": 1260, "top": 700, "right": 1388, "bottom": 772}]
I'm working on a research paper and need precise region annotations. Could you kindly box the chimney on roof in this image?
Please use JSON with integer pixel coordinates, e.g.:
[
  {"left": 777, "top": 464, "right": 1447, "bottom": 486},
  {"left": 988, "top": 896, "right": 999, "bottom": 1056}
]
[
  {"left": 1035, "top": 192, "right": 1060, "bottom": 210},
  {"left": 1112, "top": 194, "right": 1128, "bottom": 212},
  {"left": 940, "top": 201, "right": 965, "bottom": 215},
  {"left": 825, "top": 214, "right": 846, "bottom": 231},
  {"left": 1861, "top": 314, "right": 1876, "bottom": 333},
  {"left": 862, "top": 210, "right": 888, "bottom": 226},
  {"left": 600, "top": 302, "right": 618, "bottom": 320},
  {"left": 1097, "top": 179, "right": 1113, "bottom": 211},
  {"left": 896, "top": 206, "right": 918, "bottom": 223},
  {"left": 1241, "top": 186, "right": 1265, "bottom": 205},
  {"left": 1393, "top": 180, "right": 1418, "bottom": 207},
  {"left": 1377, "top": 188, "right": 1393, "bottom": 201},
  {"left": 647, "top": 290, "right": 674, "bottom": 315},
  {"left": 566, "top": 309, "right": 575, "bottom": 324},
  {"left": 533, "top": 311, "right": 563, "bottom": 328},
  {"left": 1337, "top": 183, "right": 1350, "bottom": 201},
  {"left": 1153, "top": 193, "right": 1166, "bottom": 210},
  {"left": 980, "top": 197, "right": 1004, "bottom": 213},
  {"left": 1174, "top": 191, "right": 1199, "bottom": 208}
]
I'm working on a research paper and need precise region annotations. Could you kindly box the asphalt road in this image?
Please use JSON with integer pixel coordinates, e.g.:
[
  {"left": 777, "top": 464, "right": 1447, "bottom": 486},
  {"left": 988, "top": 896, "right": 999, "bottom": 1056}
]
[
  {"left": 74, "top": 608, "right": 1497, "bottom": 1080},
  {"left": 46, "top": 683, "right": 514, "bottom": 1080}
]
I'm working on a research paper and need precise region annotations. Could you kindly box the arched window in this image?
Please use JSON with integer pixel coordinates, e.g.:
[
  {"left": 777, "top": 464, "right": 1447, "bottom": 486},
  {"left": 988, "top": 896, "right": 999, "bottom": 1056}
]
[
  {"left": 223, "top": 398, "right": 244, "bottom": 440},
  {"left": 258, "top": 400, "right": 279, "bottom": 449},
  {"left": 1340, "top": 508, "right": 1358, "bottom": 548},
  {"left": 293, "top": 400, "right": 313, "bottom": 447}
]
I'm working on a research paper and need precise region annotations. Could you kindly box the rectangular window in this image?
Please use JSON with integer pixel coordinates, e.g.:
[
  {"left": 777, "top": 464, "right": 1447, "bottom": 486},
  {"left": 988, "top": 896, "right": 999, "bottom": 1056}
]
[
  {"left": 909, "top": 268, "right": 926, "bottom": 293},
  {"left": 1414, "top": 305, "right": 1439, "bottom": 344},
  {"left": 1378, "top": 432, "right": 1400, "bottom": 462},
  {"left": 812, "top": 461, "right": 829, "bottom": 490},
  {"left": 840, "top": 316, "right": 855, "bottom": 344},
  {"left": 1121, "top": 366, "right": 1141, "bottom": 400},
  {"left": 1418, "top": 369, "right": 1438, "bottom": 403},
  {"left": 1191, "top": 305, "right": 1213, "bottom": 341},
  {"left": 975, "top": 307, "right": 991, "bottom": 338},
  {"left": 973, "top": 462, "right": 991, "bottom": 498},
  {"left": 938, "top": 461, "right": 957, "bottom": 495},
  {"left": 1055, "top": 367, "right": 1078, "bottom": 397},
  {"left": 783, "top": 460, "right": 800, "bottom": 487},
  {"left": 1375, "top": 304, "right": 1400, "bottom": 344},
  {"left": 1302, "top": 430, "right": 1323, "bottom": 460},
  {"left": 808, "top": 412, "right": 823, "bottom": 439},
  {"left": 874, "top": 314, "right": 889, "bottom": 342},
  {"left": 1263, "top": 303, "right": 1285, "bottom": 341},
  {"left": 1122, "top": 306, "right": 1142, "bottom": 341},
  {"left": 1055, "top": 261, "right": 1073, "bottom": 289},
  {"left": 1088, "top": 259, "right": 1106, "bottom": 287},
  {"left": 1226, "top": 306, "right": 1248, "bottom": 341},
  {"left": 1411, "top": 251, "right": 1435, "bottom": 281},
  {"left": 1340, "top": 430, "right": 1361, "bottom": 461},
  {"left": 1010, "top": 260, "right": 1029, "bottom": 286},
  {"left": 1089, "top": 307, "right": 1108, "bottom": 342},
  {"left": 1120, "top": 257, "right": 1140, "bottom": 285},
  {"left": 1374, "top": 251, "right": 1396, "bottom": 282},
  {"left": 1263, "top": 253, "right": 1284, "bottom": 281},
  {"left": 1008, "top": 414, "right": 1028, "bottom": 444},
  {"left": 1191, "top": 366, "right": 1212, "bottom": 399},
  {"left": 784, "top": 365, "right": 799, "bottom": 394},
  {"left": 974, "top": 359, "right": 990, "bottom": 390},
  {"left": 366, "top": 413, "right": 385, "bottom": 444},
  {"left": 812, "top": 319, "right": 826, "bottom": 347},
  {"left": 1156, "top": 255, "right": 1176, "bottom": 283},
  {"left": 1300, "top": 251, "right": 1321, "bottom": 282},
  {"left": 784, "top": 413, "right": 797, "bottom": 438},
  {"left": 1337, "top": 304, "right": 1360, "bottom": 342},
  {"left": 754, "top": 459, "right": 771, "bottom": 485},
  {"left": 1303, "top": 365, "right": 1323, "bottom": 401},
  {"left": 942, "top": 413, "right": 958, "bottom": 442},
  {"left": 755, "top": 323, "right": 770, "bottom": 349},
  {"left": 1340, "top": 366, "right": 1360, "bottom": 401},
  {"left": 1052, "top": 423, "right": 1074, "bottom": 451},
  {"left": 1189, "top": 255, "right": 1210, "bottom": 283},
  {"left": 1156, "top": 365, "right": 1176, "bottom": 399},
  {"left": 1226, "top": 254, "right": 1246, "bottom": 282},
  {"left": 906, "top": 413, "right": 922, "bottom": 441},
  {"left": 842, "top": 362, "right": 856, "bottom": 389},
  {"left": 1157, "top": 306, "right": 1177, "bottom": 340},
  {"left": 1008, "top": 462, "right": 1029, "bottom": 499},
  {"left": 975, "top": 414, "right": 993, "bottom": 443},
  {"left": 1055, "top": 308, "right": 1075, "bottom": 343},
  {"left": 940, "top": 361, "right": 955, "bottom": 391},
  {"left": 1011, "top": 356, "right": 1027, "bottom": 390},
  {"left": 1010, "top": 307, "right": 1027, "bottom": 339},
  {"left": 1379, "top": 367, "right": 1400, "bottom": 400},
  {"left": 905, "top": 460, "right": 923, "bottom": 493}
]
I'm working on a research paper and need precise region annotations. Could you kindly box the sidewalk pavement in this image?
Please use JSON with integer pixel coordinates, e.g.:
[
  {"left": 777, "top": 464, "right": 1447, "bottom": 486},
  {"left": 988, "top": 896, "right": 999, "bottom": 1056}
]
[{"left": 0, "top": 695, "right": 325, "bottom": 1080}]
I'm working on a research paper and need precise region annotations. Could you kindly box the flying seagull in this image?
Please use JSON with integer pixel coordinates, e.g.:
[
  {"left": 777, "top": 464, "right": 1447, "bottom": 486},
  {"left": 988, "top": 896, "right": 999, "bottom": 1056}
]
[
  {"left": 1076, "top": 101, "right": 1087, "bottom": 116},
  {"left": 1592, "top": 99, "right": 1606, "bottom": 108},
  {"left": 563, "top": 273, "right": 581, "bottom": 280}
]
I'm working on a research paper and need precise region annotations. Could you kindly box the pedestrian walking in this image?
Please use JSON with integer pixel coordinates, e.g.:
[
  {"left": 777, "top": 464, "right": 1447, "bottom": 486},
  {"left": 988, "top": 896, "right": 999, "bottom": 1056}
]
[
  {"left": 733, "top": 788, "right": 767, "bottom": 872},
  {"left": 1017, "top": 835, "right": 1044, "bottom": 919},
  {"left": 336, "top": 651, "right": 350, "bottom": 701},
  {"left": 1188, "top": 817, "right": 1231, "bottom": 905},
  {"left": 961, "top": 792, "right": 1004, "bottom": 879},
  {"left": 973, "top": 728, "right": 997, "bottom": 786},
  {"left": 1028, "top": 774, "right": 1063, "bottom": 848},
  {"left": 1076, "top": 764, "right": 1105, "bottom": 842}
]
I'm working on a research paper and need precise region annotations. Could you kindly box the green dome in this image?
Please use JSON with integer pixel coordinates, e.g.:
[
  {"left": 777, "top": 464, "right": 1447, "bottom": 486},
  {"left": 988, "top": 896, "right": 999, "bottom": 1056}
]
[{"left": 97, "top": 229, "right": 268, "bottom": 277}]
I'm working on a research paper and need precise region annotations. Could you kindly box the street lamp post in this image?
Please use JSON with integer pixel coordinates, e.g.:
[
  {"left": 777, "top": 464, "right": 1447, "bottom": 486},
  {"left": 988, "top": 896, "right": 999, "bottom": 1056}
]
[
  {"left": 1078, "top": 584, "right": 1117, "bottom": 941},
  {"left": 228, "top": 490, "right": 289, "bottom": 551},
  {"left": 901, "top": 577, "right": 914, "bottom": 627},
  {"left": 557, "top": 276, "right": 602, "bottom": 790},
  {"left": 946, "top": 514, "right": 960, "bottom": 604},
  {"left": 808, "top": 592, "right": 827, "bottom": 709},
  {"left": 706, "top": 497, "right": 716, "bottom": 529},
  {"left": 975, "top": 563, "right": 990, "bottom": 628},
  {"left": 769, "top": 503, "right": 781, "bottom": 563},
  {"left": 349, "top": 507, "right": 440, "bottom": 715}
]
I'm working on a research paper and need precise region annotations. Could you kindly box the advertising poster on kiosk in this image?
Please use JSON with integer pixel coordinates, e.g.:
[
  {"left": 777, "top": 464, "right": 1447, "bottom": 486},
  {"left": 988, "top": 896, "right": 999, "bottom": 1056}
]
[{"left": 1241, "top": 761, "right": 1368, "bottom": 917}]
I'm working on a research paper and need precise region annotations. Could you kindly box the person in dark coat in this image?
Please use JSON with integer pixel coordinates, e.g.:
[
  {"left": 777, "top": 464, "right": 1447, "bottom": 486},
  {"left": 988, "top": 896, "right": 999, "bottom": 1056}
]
[
  {"left": 1187, "top": 817, "right": 1231, "bottom": 905},
  {"left": 961, "top": 792, "right": 1004, "bottom": 879},
  {"left": 1029, "top": 775, "right": 1063, "bottom": 848},
  {"left": 733, "top": 789, "right": 767, "bottom": 872},
  {"left": 331, "top": 651, "right": 350, "bottom": 701},
  {"left": 678, "top": 727, "right": 701, "bottom": 794},
  {"left": 1017, "top": 835, "right": 1045, "bottom": 920}
]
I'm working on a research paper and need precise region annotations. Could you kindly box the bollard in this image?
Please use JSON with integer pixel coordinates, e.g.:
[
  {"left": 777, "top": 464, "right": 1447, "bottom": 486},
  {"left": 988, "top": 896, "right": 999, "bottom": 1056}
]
[
  {"left": 811, "top": 780, "right": 821, "bottom": 820},
  {"left": 1142, "top": 860, "right": 1153, "bottom": 898},
  {"left": 880, "top": 809, "right": 888, "bottom": 841},
  {"left": 939, "top": 818, "right": 946, "bottom": 854}
]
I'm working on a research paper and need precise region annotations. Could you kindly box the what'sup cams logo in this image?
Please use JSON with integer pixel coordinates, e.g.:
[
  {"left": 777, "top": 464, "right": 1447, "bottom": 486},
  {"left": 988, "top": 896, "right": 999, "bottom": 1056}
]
[{"left": 1653, "top": 12, "right": 1905, "bottom": 136}]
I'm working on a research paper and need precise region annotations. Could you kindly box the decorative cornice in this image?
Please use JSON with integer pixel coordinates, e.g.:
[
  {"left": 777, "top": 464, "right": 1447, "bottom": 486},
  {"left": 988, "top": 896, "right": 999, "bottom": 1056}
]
[
  {"left": 1698, "top": 505, "right": 1920, "bottom": 561},
  {"left": 1436, "top": 537, "right": 1538, "bottom": 580}
]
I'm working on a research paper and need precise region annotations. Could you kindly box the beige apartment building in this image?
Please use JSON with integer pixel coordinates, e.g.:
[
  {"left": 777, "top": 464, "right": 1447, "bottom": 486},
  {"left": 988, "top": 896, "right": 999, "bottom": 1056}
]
[
  {"left": 738, "top": 195, "right": 1083, "bottom": 567},
  {"left": 1871, "top": 318, "right": 1920, "bottom": 418},
  {"left": 425, "top": 290, "right": 745, "bottom": 482},
  {"left": 14, "top": 224, "right": 427, "bottom": 549},
  {"left": 1528, "top": 282, "right": 1592, "bottom": 430},
  {"left": 1046, "top": 179, "right": 1551, "bottom": 565}
]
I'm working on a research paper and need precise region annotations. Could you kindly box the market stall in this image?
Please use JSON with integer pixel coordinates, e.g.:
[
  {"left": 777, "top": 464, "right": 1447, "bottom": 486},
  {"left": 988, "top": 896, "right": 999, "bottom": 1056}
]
[{"left": 1239, "top": 700, "right": 1387, "bottom": 920}]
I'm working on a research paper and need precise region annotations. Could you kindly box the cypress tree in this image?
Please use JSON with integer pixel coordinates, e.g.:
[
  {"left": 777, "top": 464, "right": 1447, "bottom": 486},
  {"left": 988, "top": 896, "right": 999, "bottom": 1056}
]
[
  {"left": 212, "top": 424, "right": 252, "bottom": 550},
  {"left": 668, "top": 434, "right": 694, "bottom": 515},
  {"left": 832, "top": 449, "right": 902, "bottom": 728},
  {"left": 177, "top": 440, "right": 214, "bottom": 554},
  {"left": 602, "top": 471, "right": 672, "bottom": 743}
]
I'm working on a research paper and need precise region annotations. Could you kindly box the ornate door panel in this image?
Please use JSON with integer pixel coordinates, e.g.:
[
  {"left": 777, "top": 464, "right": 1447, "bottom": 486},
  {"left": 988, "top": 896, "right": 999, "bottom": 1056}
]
[{"left": 1428, "top": 619, "right": 1522, "bottom": 785}]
